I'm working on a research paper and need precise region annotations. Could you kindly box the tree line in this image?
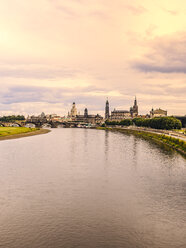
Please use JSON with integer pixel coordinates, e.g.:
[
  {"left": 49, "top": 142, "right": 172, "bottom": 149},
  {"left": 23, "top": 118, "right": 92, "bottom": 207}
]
[
  {"left": 0, "top": 115, "right": 25, "bottom": 122},
  {"left": 105, "top": 117, "right": 182, "bottom": 130}
]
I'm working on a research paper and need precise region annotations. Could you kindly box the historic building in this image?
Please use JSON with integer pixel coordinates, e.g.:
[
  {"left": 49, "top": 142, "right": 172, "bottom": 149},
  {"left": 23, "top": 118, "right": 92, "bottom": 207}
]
[
  {"left": 110, "top": 109, "right": 131, "bottom": 120},
  {"left": 130, "top": 96, "right": 138, "bottom": 117},
  {"left": 150, "top": 108, "right": 167, "bottom": 118},
  {"left": 76, "top": 108, "right": 103, "bottom": 124},
  {"left": 69, "top": 102, "right": 77, "bottom": 117},
  {"left": 27, "top": 112, "right": 47, "bottom": 123},
  {"left": 67, "top": 103, "right": 103, "bottom": 124},
  {"left": 105, "top": 97, "right": 139, "bottom": 120},
  {"left": 105, "top": 99, "right": 110, "bottom": 119}
]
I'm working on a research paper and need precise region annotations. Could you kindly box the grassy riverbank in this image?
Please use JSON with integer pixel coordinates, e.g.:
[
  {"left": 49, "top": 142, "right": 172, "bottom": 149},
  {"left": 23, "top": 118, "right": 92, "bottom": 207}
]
[
  {"left": 97, "top": 127, "right": 186, "bottom": 157},
  {"left": 0, "top": 127, "right": 50, "bottom": 140}
]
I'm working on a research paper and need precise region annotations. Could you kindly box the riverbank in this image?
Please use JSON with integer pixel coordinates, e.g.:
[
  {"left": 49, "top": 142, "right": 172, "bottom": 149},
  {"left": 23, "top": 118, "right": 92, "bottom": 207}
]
[
  {"left": 0, "top": 127, "right": 50, "bottom": 141},
  {"left": 97, "top": 126, "right": 186, "bottom": 157}
]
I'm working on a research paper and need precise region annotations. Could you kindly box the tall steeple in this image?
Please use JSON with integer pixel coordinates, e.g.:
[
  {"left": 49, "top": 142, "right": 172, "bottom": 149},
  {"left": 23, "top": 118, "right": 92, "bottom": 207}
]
[
  {"left": 133, "top": 96, "right": 138, "bottom": 116},
  {"left": 130, "top": 96, "right": 138, "bottom": 118},
  {"left": 134, "top": 96, "right": 137, "bottom": 106},
  {"left": 84, "top": 108, "right": 88, "bottom": 118},
  {"left": 105, "top": 98, "right": 110, "bottom": 119}
]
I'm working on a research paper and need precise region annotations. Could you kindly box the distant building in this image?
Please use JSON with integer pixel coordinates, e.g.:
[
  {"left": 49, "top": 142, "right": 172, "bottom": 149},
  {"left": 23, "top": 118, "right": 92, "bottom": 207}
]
[
  {"left": 50, "top": 115, "right": 65, "bottom": 122},
  {"left": 40, "top": 112, "right": 46, "bottom": 119},
  {"left": 150, "top": 108, "right": 167, "bottom": 118},
  {"left": 110, "top": 109, "right": 131, "bottom": 120},
  {"left": 46, "top": 114, "right": 57, "bottom": 121},
  {"left": 105, "top": 99, "right": 110, "bottom": 119},
  {"left": 69, "top": 102, "right": 77, "bottom": 117},
  {"left": 26, "top": 113, "right": 47, "bottom": 124},
  {"left": 130, "top": 96, "right": 138, "bottom": 117},
  {"left": 107, "top": 96, "right": 139, "bottom": 121},
  {"left": 76, "top": 108, "right": 103, "bottom": 124},
  {"left": 84, "top": 108, "right": 88, "bottom": 118}
]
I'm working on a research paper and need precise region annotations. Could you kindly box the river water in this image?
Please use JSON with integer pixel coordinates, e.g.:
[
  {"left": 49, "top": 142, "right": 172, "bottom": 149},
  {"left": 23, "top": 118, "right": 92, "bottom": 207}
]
[{"left": 0, "top": 129, "right": 185, "bottom": 248}]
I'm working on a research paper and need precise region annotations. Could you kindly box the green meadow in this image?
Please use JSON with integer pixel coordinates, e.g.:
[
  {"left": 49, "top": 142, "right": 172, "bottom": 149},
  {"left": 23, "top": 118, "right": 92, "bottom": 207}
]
[{"left": 0, "top": 127, "right": 38, "bottom": 137}]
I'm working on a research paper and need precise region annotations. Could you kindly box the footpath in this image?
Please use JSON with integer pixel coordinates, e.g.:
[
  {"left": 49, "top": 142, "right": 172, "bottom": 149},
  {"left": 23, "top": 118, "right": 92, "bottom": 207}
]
[{"left": 121, "top": 126, "right": 186, "bottom": 142}]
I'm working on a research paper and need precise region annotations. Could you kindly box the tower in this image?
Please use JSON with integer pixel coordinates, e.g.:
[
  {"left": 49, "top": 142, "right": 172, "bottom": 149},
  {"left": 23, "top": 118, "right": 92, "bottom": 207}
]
[
  {"left": 105, "top": 98, "right": 110, "bottom": 119},
  {"left": 133, "top": 96, "right": 138, "bottom": 115},
  {"left": 70, "top": 102, "right": 77, "bottom": 117},
  {"left": 134, "top": 96, "right": 137, "bottom": 107},
  {"left": 84, "top": 108, "right": 88, "bottom": 118},
  {"left": 150, "top": 107, "right": 154, "bottom": 118},
  {"left": 130, "top": 96, "right": 138, "bottom": 118}
]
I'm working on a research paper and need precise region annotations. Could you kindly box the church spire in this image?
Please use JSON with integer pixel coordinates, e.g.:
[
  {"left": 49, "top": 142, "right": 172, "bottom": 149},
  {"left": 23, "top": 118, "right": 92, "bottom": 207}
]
[
  {"left": 134, "top": 96, "right": 137, "bottom": 106},
  {"left": 105, "top": 98, "right": 110, "bottom": 119},
  {"left": 130, "top": 96, "right": 138, "bottom": 117}
]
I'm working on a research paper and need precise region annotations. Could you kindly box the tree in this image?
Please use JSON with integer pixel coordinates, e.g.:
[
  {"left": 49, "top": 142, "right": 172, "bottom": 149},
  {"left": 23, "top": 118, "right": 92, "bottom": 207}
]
[{"left": 132, "top": 117, "right": 182, "bottom": 130}]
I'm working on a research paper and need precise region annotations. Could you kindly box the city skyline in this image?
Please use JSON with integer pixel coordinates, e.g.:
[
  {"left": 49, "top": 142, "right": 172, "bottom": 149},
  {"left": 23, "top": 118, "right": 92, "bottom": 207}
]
[
  {"left": 0, "top": 97, "right": 169, "bottom": 118},
  {"left": 0, "top": 0, "right": 186, "bottom": 116}
]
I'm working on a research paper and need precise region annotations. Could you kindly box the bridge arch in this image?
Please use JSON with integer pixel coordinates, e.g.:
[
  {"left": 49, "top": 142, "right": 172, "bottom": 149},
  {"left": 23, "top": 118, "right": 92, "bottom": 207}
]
[
  {"left": 41, "top": 123, "right": 52, "bottom": 129},
  {"left": 25, "top": 123, "right": 36, "bottom": 128},
  {"left": 56, "top": 124, "right": 65, "bottom": 128},
  {"left": 9, "top": 123, "right": 21, "bottom": 127}
]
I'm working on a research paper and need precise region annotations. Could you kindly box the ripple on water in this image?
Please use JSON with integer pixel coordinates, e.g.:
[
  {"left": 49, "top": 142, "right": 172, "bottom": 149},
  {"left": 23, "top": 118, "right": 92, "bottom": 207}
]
[{"left": 0, "top": 129, "right": 185, "bottom": 248}]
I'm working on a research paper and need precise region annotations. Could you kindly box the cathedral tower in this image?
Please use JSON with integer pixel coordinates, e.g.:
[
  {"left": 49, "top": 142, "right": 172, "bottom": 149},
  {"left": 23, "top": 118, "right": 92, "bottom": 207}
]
[
  {"left": 84, "top": 108, "right": 88, "bottom": 118},
  {"left": 133, "top": 96, "right": 138, "bottom": 115},
  {"left": 105, "top": 99, "right": 110, "bottom": 119},
  {"left": 130, "top": 96, "right": 138, "bottom": 117}
]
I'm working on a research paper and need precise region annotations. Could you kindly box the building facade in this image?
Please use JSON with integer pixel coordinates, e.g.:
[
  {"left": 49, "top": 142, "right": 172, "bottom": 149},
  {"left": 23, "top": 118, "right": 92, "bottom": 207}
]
[
  {"left": 76, "top": 108, "right": 103, "bottom": 124},
  {"left": 108, "top": 97, "right": 138, "bottom": 121},
  {"left": 150, "top": 108, "right": 167, "bottom": 118},
  {"left": 110, "top": 109, "right": 131, "bottom": 120}
]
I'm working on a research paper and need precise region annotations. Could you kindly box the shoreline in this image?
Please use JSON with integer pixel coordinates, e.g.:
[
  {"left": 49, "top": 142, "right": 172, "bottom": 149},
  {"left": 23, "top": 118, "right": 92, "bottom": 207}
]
[
  {"left": 0, "top": 128, "right": 51, "bottom": 141},
  {"left": 97, "top": 126, "right": 186, "bottom": 157}
]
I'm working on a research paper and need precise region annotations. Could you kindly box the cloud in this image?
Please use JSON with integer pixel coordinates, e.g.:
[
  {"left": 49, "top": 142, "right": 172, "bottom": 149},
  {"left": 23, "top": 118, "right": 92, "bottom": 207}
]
[
  {"left": 0, "top": 85, "right": 111, "bottom": 105},
  {"left": 47, "top": 0, "right": 109, "bottom": 19},
  {"left": 0, "top": 84, "right": 142, "bottom": 115},
  {"left": 51, "top": 2, "right": 78, "bottom": 17},
  {"left": 133, "top": 64, "right": 186, "bottom": 74},
  {"left": 162, "top": 8, "right": 178, "bottom": 16},
  {"left": 125, "top": 4, "right": 147, "bottom": 15},
  {"left": 0, "top": 65, "right": 78, "bottom": 79},
  {"left": 133, "top": 32, "right": 186, "bottom": 74},
  {"left": 0, "top": 83, "right": 185, "bottom": 116},
  {"left": 0, "top": 0, "right": 185, "bottom": 116}
]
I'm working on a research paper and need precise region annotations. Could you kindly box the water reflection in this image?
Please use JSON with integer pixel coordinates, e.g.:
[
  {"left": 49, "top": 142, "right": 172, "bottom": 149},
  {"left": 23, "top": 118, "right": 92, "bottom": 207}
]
[
  {"left": 131, "top": 135, "right": 138, "bottom": 167},
  {"left": 104, "top": 130, "right": 109, "bottom": 161},
  {"left": 0, "top": 129, "right": 185, "bottom": 248}
]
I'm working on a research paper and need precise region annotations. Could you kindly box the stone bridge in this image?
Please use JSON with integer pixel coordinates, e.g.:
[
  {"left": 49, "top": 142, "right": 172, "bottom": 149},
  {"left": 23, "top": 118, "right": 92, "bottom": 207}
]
[
  {"left": 24, "top": 121, "right": 85, "bottom": 128},
  {"left": 0, "top": 121, "right": 24, "bottom": 127},
  {"left": 0, "top": 120, "right": 93, "bottom": 128}
]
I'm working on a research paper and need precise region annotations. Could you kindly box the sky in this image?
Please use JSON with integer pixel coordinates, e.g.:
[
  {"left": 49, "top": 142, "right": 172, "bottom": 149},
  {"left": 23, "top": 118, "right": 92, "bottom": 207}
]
[{"left": 0, "top": 0, "right": 186, "bottom": 116}]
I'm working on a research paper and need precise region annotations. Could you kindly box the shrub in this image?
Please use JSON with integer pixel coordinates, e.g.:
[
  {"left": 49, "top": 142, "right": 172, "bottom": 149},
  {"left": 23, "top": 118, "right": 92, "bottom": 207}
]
[
  {"left": 105, "top": 119, "right": 132, "bottom": 126},
  {"left": 0, "top": 115, "right": 25, "bottom": 122},
  {"left": 132, "top": 117, "right": 182, "bottom": 130}
]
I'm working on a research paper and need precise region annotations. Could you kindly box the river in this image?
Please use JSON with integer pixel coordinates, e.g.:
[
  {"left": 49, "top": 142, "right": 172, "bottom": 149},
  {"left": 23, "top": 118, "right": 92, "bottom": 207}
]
[{"left": 0, "top": 128, "right": 185, "bottom": 248}]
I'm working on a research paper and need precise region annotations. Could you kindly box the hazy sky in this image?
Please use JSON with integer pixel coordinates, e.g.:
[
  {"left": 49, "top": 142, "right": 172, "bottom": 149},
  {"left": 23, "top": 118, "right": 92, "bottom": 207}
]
[{"left": 0, "top": 0, "right": 186, "bottom": 116}]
